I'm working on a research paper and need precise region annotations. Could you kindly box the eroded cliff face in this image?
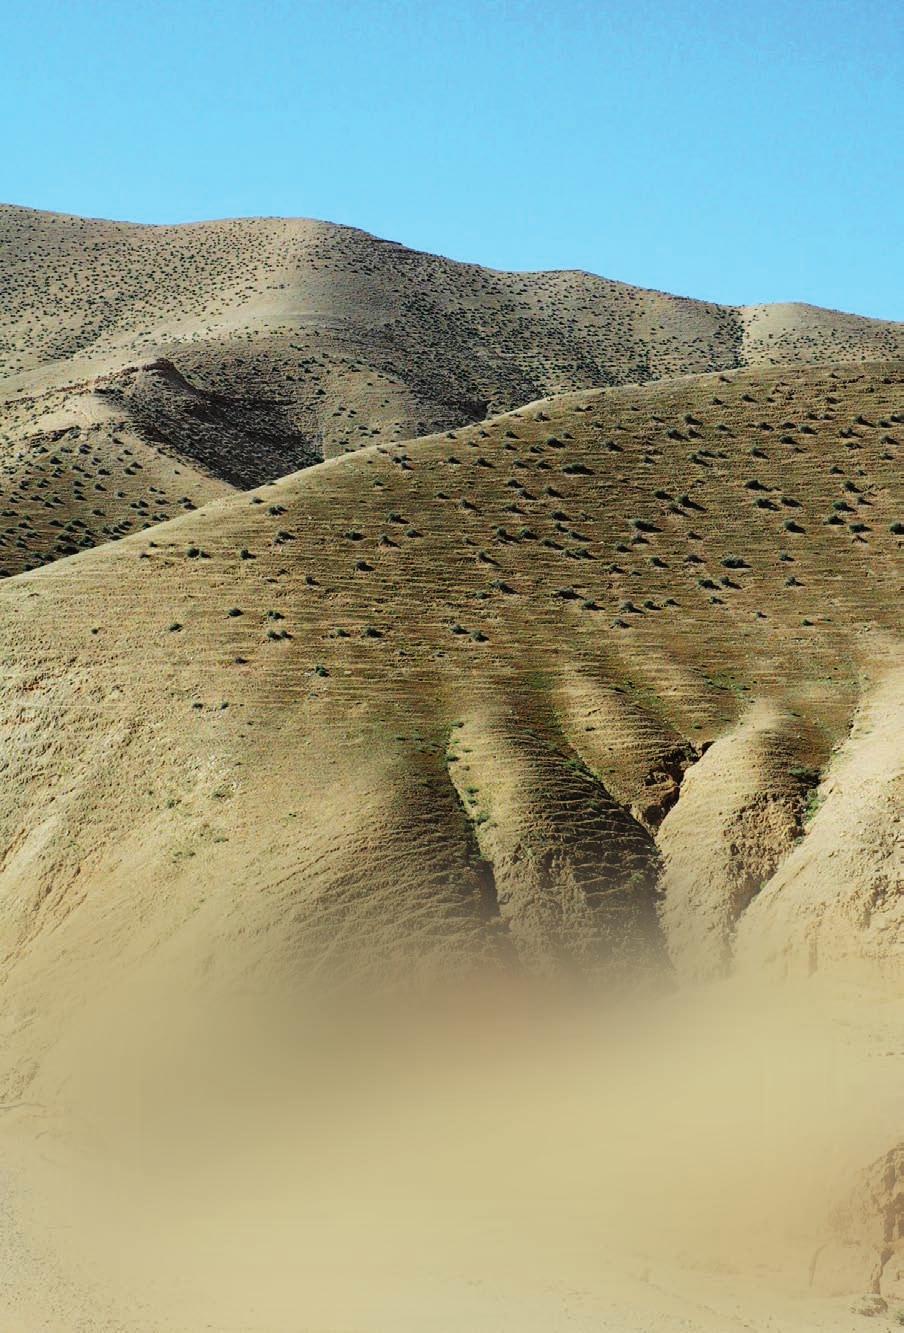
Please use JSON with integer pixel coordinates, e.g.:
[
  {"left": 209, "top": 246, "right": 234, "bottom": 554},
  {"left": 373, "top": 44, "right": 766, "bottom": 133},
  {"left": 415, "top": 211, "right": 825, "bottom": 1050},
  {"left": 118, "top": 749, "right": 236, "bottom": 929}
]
[{"left": 814, "top": 1142, "right": 904, "bottom": 1303}]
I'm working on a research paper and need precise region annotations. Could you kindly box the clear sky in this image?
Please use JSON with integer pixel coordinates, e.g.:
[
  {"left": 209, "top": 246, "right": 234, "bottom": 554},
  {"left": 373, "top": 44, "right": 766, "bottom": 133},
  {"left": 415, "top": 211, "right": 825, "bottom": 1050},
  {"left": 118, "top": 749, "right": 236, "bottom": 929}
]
[{"left": 3, "top": 0, "right": 902, "bottom": 318}]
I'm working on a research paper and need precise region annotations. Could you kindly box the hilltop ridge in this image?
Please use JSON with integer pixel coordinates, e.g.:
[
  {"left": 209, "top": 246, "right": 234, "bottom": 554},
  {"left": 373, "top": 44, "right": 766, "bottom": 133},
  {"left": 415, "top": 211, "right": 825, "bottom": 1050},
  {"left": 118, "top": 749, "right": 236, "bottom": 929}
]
[{"left": 3, "top": 205, "right": 904, "bottom": 576}]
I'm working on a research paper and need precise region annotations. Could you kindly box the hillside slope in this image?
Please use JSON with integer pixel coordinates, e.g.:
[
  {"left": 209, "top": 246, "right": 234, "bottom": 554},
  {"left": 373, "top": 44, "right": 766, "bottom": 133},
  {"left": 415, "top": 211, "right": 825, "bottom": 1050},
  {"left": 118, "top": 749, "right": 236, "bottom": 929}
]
[
  {"left": 3, "top": 205, "right": 904, "bottom": 575},
  {"left": 0, "top": 359, "right": 901, "bottom": 1092}
]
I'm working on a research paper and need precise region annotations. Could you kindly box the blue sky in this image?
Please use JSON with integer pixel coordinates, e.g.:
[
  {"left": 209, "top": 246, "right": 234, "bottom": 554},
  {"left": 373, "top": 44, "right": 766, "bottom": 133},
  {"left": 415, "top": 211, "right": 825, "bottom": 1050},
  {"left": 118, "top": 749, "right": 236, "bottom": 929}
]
[{"left": 3, "top": 0, "right": 902, "bottom": 317}]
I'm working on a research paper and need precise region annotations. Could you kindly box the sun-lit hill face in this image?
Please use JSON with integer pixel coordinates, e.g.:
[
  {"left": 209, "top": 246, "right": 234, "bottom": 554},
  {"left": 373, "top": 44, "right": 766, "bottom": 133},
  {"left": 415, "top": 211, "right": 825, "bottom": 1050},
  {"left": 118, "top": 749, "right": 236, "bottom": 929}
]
[
  {"left": 0, "top": 359, "right": 900, "bottom": 1087},
  {"left": 0, "top": 205, "right": 741, "bottom": 407},
  {"left": 739, "top": 301, "right": 904, "bottom": 362},
  {"left": 3, "top": 205, "right": 904, "bottom": 577},
  {"left": 4, "top": 206, "right": 901, "bottom": 403}
]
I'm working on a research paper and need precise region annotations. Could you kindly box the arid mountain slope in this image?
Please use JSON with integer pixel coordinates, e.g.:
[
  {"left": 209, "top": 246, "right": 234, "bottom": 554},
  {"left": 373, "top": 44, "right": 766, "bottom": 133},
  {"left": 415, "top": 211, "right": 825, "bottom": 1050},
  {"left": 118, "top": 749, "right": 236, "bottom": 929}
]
[
  {"left": 3, "top": 205, "right": 904, "bottom": 575},
  {"left": 0, "top": 359, "right": 901, "bottom": 1089}
]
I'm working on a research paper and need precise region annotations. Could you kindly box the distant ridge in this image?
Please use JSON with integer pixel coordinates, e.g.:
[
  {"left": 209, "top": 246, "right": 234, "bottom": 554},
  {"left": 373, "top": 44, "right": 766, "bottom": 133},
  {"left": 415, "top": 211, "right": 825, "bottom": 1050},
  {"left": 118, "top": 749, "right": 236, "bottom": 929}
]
[{"left": 2, "top": 203, "right": 904, "bottom": 576}]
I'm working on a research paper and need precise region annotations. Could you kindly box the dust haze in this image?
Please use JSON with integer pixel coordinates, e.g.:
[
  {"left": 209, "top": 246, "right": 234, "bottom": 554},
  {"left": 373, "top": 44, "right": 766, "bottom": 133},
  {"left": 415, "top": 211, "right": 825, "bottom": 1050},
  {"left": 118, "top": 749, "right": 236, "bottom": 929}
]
[{"left": 1, "top": 960, "right": 898, "bottom": 1331}]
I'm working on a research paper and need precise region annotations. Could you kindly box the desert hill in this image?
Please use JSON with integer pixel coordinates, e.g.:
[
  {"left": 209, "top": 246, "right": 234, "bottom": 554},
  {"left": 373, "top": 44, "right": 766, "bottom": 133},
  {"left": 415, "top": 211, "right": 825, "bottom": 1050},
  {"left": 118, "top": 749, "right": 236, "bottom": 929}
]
[
  {"left": 4, "top": 204, "right": 904, "bottom": 576},
  {"left": 0, "top": 357, "right": 901, "bottom": 1093},
  {"left": 0, "top": 349, "right": 901, "bottom": 1329}
]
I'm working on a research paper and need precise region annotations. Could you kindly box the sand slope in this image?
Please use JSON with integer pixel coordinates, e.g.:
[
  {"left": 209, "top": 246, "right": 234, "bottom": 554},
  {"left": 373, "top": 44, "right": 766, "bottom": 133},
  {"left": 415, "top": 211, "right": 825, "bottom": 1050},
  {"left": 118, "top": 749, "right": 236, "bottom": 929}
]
[{"left": 0, "top": 358, "right": 901, "bottom": 1094}]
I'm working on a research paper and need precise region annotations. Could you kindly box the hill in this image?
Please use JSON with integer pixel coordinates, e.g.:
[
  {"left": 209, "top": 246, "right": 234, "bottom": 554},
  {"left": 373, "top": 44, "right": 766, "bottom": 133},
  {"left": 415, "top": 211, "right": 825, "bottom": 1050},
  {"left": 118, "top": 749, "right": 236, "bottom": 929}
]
[
  {"left": 0, "top": 350, "right": 901, "bottom": 1329},
  {"left": 3, "top": 205, "right": 904, "bottom": 576},
  {"left": 0, "top": 357, "right": 900, "bottom": 1093}
]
